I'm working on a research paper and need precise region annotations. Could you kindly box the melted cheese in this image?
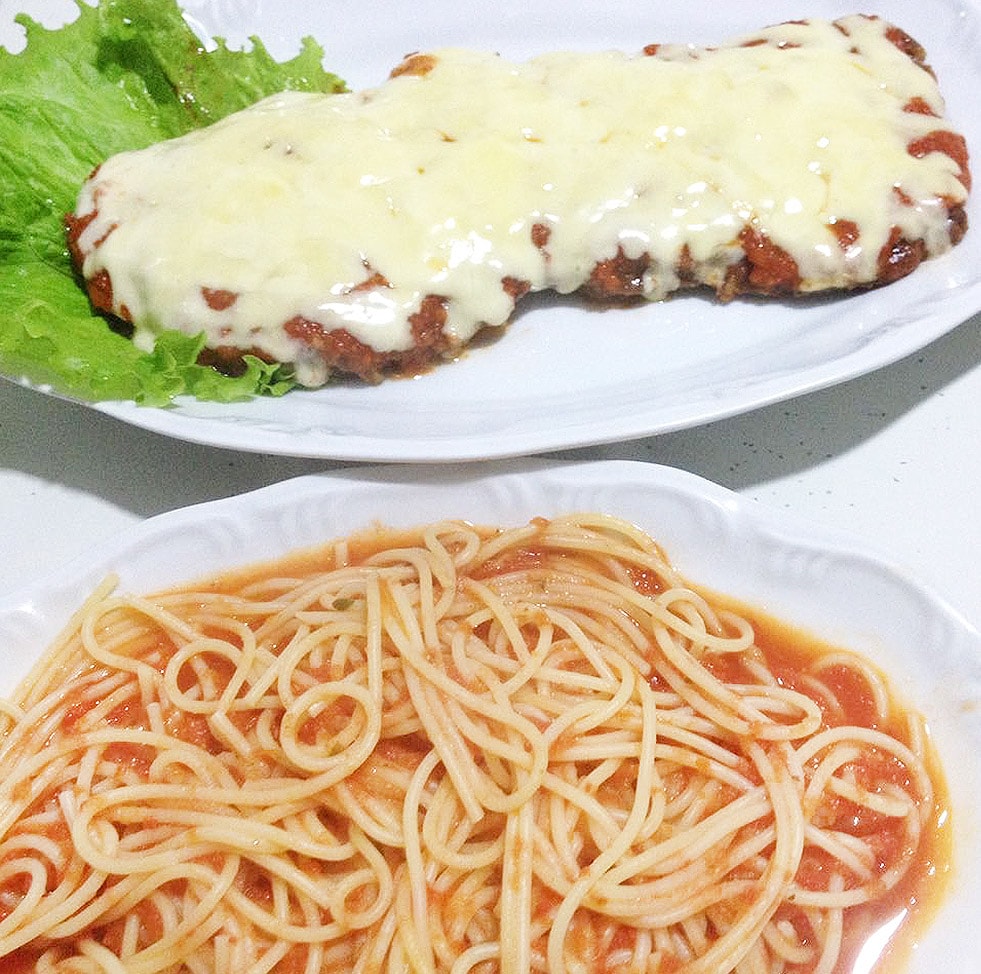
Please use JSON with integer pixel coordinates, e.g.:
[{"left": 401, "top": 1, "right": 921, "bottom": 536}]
[{"left": 74, "top": 15, "right": 968, "bottom": 386}]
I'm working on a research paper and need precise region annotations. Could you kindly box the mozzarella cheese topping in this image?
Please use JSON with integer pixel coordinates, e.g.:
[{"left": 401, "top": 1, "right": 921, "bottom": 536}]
[{"left": 73, "top": 15, "right": 968, "bottom": 386}]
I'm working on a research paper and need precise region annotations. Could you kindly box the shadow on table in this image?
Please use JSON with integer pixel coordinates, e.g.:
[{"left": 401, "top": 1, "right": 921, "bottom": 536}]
[
  {"left": 558, "top": 313, "right": 981, "bottom": 489},
  {"left": 1, "top": 313, "right": 978, "bottom": 514}
]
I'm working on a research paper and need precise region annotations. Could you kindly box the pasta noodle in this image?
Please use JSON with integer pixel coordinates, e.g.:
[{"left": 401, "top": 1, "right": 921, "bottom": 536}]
[{"left": 0, "top": 514, "right": 948, "bottom": 973}]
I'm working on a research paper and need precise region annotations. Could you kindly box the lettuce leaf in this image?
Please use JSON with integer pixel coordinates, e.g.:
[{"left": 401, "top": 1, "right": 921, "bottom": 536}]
[{"left": 0, "top": 0, "right": 343, "bottom": 405}]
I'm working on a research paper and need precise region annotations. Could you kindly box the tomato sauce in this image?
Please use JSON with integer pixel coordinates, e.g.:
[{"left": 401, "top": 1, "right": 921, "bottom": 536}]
[
  {"left": 190, "top": 528, "right": 951, "bottom": 974},
  {"left": 908, "top": 130, "right": 971, "bottom": 190},
  {"left": 738, "top": 226, "right": 803, "bottom": 293},
  {"left": 0, "top": 523, "right": 952, "bottom": 973},
  {"left": 702, "top": 594, "right": 952, "bottom": 974}
]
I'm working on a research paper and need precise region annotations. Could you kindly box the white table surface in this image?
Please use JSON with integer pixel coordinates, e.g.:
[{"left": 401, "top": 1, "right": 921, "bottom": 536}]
[{"left": 2, "top": 311, "right": 978, "bottom": 634}]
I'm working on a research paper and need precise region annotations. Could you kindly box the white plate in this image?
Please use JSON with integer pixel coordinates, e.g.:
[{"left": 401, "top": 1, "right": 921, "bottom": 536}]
[
  {"left": 0, "top": 459, "right": 978, "bottom": 971},
  {"left": 8, "top": 0, "right": 981, "bottom": 460}
]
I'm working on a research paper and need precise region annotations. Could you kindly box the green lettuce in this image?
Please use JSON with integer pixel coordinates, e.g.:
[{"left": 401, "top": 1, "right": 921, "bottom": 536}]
[{"left": 0, "top": 0, "right": 344, "bottom": 405}]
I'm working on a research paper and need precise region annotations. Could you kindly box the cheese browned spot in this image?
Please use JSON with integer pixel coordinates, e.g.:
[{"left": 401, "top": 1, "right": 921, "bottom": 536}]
[{"left": 66, "top": 15, "right": 970, "bottom": 387}]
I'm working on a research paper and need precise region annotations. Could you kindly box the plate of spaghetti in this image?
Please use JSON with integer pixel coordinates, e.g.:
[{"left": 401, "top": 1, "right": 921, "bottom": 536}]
[{"left": 0, "top": 460, "right": 978, "bottom": 973}]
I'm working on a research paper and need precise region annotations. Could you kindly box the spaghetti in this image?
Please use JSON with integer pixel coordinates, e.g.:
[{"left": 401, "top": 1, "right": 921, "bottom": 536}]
[{"left": 0, "top": 514, "right": 947, "bottom": 973}]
